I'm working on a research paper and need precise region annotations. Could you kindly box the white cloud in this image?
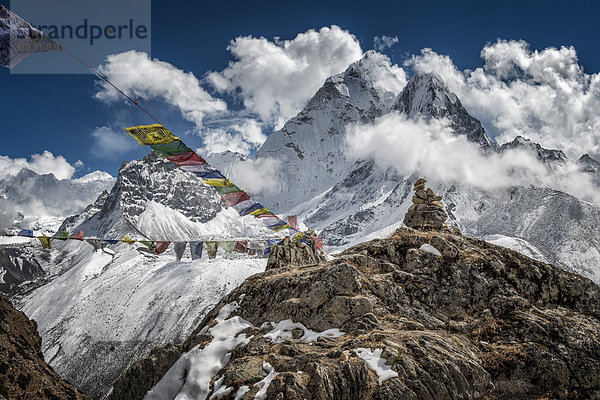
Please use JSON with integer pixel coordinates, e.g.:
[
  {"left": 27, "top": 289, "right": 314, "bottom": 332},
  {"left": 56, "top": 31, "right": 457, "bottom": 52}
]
[
  {"left": 346, "top": 113, "right": 600, "bottom": 204},
  {"left": 227, "top": 157, "right": 282, "bottom": 196},
  {"left": 373, "top": 35, "right": 398, "bottom": 52},
  {"left": 201, "top": 119, "right": 267, "bottom": 155},
  {"left": 207, "top": 25, "right": 363, "bottom": 128},
  {"left": 405, "top": 40, "right": 600, "bottom": 159},
  {"left": 91, "top": 126, "right": 138, "bottom": 158},
  {"left": 95, "top": 50, "right": 227, "bottom": 129},
  {"left": 0, "top": 151, "right": 78, "bottom": 180}
]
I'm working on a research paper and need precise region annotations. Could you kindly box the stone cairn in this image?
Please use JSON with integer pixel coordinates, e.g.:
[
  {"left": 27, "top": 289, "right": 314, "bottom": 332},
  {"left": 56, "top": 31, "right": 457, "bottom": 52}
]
[{"left": 403, "top": 178, "right": 448, "bottom": 230}]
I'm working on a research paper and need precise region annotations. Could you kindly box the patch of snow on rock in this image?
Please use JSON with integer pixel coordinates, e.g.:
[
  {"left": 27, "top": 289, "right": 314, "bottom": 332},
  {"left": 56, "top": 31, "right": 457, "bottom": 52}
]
[{"left": 354, "top": 347, "right": 398, "bottom": 384}]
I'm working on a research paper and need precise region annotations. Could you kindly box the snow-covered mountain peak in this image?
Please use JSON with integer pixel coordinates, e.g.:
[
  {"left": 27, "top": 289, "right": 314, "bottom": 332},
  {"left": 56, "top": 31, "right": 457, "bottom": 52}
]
[
  {"left": 73, "top": 170, "right": 114, "bottom": 183},
  {"left": 499, "top": 135, "right": 567, "bottom": 163},
  {"left": 393, "top": 72, "right": 494, "bottom": 147}
]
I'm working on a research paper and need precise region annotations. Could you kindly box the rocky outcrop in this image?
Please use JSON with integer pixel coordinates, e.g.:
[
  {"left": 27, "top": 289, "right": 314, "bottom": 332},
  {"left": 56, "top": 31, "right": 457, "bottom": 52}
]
[
  {"left": 110, "top": 228, "right": 600, "bottom": 399},
  {"left": 0, "top": 294, "right": 87, "bottom": 400},
  {"left": 403, "top": 178, "right": 448, "bottom": 229},
  {"left": 265, "top": 235, "right": 326, "bottom": 271}
]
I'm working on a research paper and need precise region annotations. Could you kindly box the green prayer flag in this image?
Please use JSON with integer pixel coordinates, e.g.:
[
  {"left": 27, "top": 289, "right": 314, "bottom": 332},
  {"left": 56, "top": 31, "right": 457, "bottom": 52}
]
[{"left": 218, "top": 241, "right": 234, "bottom": 253}]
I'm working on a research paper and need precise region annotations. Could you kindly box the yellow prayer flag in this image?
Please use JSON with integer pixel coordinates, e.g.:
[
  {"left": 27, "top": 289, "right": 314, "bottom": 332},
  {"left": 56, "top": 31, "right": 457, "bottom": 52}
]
[
  {"left": 125, "top": 124, "right": 179, "bottom": 145},
  {"left": 271, "top": 223, "right": 292, "bottom": 232},
  {"left": 122, "top": 235, "right": 136, "bottom": 244},
  {"left": 202, "top": 178, "right": 235, "bottom": 187},
  {"left": 249, "top": 207, "right": 271, "bottom": 216}
]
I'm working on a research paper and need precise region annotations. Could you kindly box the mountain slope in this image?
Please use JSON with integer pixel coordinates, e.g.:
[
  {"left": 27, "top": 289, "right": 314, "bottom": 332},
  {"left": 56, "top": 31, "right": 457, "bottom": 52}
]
[
  {"left": 0, "top": 294, "right": 87, "bottom": 400},
  {"left": 110, "top": 228, "right": 600, "bottom": 399},
  {"left": 17, "top": 154, "right": 275, "bottom": 399}
]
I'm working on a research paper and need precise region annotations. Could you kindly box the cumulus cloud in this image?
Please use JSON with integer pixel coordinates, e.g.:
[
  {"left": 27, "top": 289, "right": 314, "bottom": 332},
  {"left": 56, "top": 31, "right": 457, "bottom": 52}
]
[
  {"left": 95, "top": 50, "right": 227, "bottom": 128},
  {"left": 405, "top": 40, "right": 600, "bottom": 159},
  {"left": 91, "top": 126, "right": 138, "bottom": 158},
  {"left": 373, "top": 35, "right": 399, "bottom": 52},
  {"left": 0, "top": 151, "right": 79, "bottom": 180},
  {"left": 227, "top": 157, "right": 282, "bottom": 196},
  {"left": 346, "top": 113, "right": 600, "bottom": 204},
  {"left": 207, "top": 25, "right": 363, "bottom": 127},
  {"left": 201, "top": 119, "right": 267, "bottom": 155}
]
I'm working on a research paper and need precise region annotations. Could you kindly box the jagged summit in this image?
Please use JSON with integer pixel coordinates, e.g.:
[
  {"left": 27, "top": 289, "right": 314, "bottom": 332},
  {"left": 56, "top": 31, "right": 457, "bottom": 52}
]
[
  {"left": 500, "top": 135, "right": 567, "bottom": 163},
  {"left": 393, "top": 72, "right": 494, "bottom": 147}
]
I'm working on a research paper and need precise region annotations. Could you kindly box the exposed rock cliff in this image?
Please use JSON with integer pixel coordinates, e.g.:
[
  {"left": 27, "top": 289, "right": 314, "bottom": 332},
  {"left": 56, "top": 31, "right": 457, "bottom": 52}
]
[
  {"left": 0, "top": 294, "right": 87, "bottom": 400},
  {"left": 109, "top": 228, "right": 600, "bottom": 399}
]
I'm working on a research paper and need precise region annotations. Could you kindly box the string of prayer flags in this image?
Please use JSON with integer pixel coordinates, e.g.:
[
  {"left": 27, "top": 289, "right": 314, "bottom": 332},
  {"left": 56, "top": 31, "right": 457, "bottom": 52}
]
[
  {"left": 124, "top": 123, "right": 295, "bottom": 234},
  {"left": 53, "top": 231, "right": 69, "bottom": 241},
  {"left": 18, "top": 229, "right": 33, "bottom": 237},
  {"left": 69, "top": 230, "right": 84, "bottom": 241},
  {"left": 189, "top": 241, "right": 203, "bottom": 260},
  {"left": 122, "top": 235, "right": 136, "bottom": 244},
  {"left": 37, "top": 236, "right": 52, "bottom": 249},
  {"left": 155, "top": 241, "right": 170, "bottom": 255},
  {"left": 86, "top": 238, "right": 103, "bottom": 251},
  {"left": 174, "top": 242, "right": 187, "bottom": 261},
  {"left": 205, "top": 241, "right": 218, "bottom": 259}
]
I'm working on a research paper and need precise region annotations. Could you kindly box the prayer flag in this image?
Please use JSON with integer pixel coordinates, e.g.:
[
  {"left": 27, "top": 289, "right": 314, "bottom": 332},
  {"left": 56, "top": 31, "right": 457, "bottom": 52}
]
[
  {"left": 18, "top": 229, "right": 33, "bottom": 237},
  {"left": 166, "top": 151, "right": 207, "bottom": 166},
  {"left": 214, "top": 185, "right": 242, "bottom": 196},
  {"left": 0, "top": 6, "right": 58, "bottom": 69},
  {"left": 189, "top": 241, "right": 203, "bottom": 260},
  {"left": 233, "top": 240, "right": 248, "bottom": 254},
  {"left": 125, "top": 124, "right": 179, "bottom": 145},
  {"left": 86, "top": 238, "right": 103, "bottom": 251},
  {"left": 221, "top": 191, "right": 251, "bottom": 207},
  {"left": 150, "top": 140, "right": 192, "bottom": 157},
  {"left": 69, "top": 230, "right": 84, "bottom": 241},
  {"left": 247, "top": 248, "right": 256, "bottom": 256},
  {"left": 174, "top": 242, "right": 187, "bottom": 261},
  {"left": 139, "top": 240, "right": 156, "bottom": 251},
  {"left": 202, "top": 178, "right": 234, "bottom": 187},
  {"left": 314, "top": 237, "right": 324, "bottom": 250},
  {"left": 122, "top": 235, "right": 136, "bottom": 244},
  {"left": 155, "top": 241, "right": 170, "bottom": 255},
  {"left": 218, "top": 241, "right": 234, "bottom": 253},
  {"left": 287, "top": 215, "right": 298, "bottom": 229},
  {"left": 53, "top": 231, "right": 69, "bottom": 240},
  {"left": 205, "top": 241, "right": 218, "bottom": 259},
  {"left": 37, "top": 236, "right": 51, "bottom": 249}
]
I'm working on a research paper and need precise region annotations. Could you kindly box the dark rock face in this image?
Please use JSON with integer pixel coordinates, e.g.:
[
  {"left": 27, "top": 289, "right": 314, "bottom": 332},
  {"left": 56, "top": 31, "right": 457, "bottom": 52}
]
[
  {"left": 499, "top": 135, "right": 567, "bottom": 163},
  {"left": 0, "top": 246, "right": 47, "bottom": 297},
  {"left": 0, "top": 294, "right": 87, "bottom": 400},
  {"left": 266, "top": 237, "right": 326, "bottom": 271},
  {"left": 110, "top": 229, "right": 600, "bottom": 400}
]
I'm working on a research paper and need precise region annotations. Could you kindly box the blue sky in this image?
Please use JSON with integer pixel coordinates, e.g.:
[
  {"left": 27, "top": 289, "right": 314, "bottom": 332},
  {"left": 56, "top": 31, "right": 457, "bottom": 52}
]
[{"left": 2, "top": 0, "right": 600, "bottom": 177}]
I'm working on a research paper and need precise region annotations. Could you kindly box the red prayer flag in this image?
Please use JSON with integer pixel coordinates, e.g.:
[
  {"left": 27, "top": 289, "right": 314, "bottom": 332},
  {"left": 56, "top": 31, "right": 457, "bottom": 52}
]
[
  {"left": 155, "top": 241, "right": 171, "bottom": 255},
  {"left": 221, "top": 191, "right": 251, "bottom": 207},
  {"left": 286, "top": 215, "right": 297, "bottom": 229},
  {"left": 233, "top": 240, "right": 248, "bottom": 253},
  {"left": 69, "top": 230, "right": 84, "bottom": 241},
  {"left": 166, "top": 151, "right": 207, "bottom": 166},
  {"left": 314, "top": 237, "right": 324, "bottom": 250}
]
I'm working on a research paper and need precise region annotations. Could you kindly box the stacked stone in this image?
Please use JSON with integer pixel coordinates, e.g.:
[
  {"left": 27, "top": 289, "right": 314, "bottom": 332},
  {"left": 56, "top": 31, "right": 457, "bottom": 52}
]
[{"left": 403, "top": 178, "right": 448, "bottom": 229}]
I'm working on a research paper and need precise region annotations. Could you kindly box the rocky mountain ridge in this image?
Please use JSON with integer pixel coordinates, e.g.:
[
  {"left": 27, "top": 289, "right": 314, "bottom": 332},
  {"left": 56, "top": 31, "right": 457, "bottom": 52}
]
[
  {"left": 0, "top": 294, "right": 87, "bottom": 400},
  {"left": 109, "top": 227, "right": 600, "bottom": 399}
]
